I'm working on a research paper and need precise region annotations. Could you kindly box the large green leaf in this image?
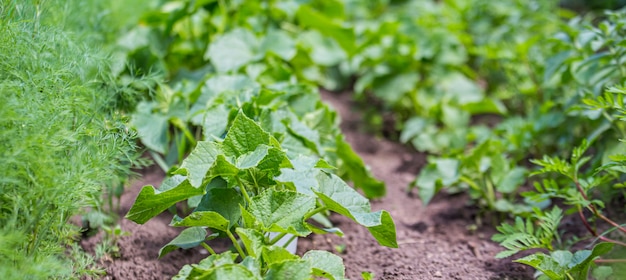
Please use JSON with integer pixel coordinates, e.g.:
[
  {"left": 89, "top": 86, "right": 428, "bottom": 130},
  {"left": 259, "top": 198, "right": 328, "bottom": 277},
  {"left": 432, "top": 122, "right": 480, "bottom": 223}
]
[
  {"left": 171, "top": 211, "right": 230, "bottom": 232},
  {"left": 261, "top": 246, "right": 298, "bottom": 267},
  {"left": 336, "top": 136, "right": 385, "bottom": 198},
  {"left": 303, "top": 250, "right": 346, "bottom": 280},
  {"left": 237, "top": 145, "right": 271, "bottom": 169},
  {"left": 260, "top": 29, "right": 296, "bottom": 61},
  {"left": 205, "top": 28, "right": 259, "bottom": 73},
  {"left": 299, "top": 30, "right": 347, "bottom": 67},
  {"left": 126, "top": 180, "right": 204, "bottom": 224},
  {"left": 314, "top": 172, "right": 397, "bottom": 248},
  {"left": 275, "top": 156, "right": 323, "bottom": 196},
  {"left": 372, "top": 73, "right": 420, "bottom": 104},
  {"left": 236, "top": 228, "right": 266, "bottom": 258},
  {"left": 159, "top": 227, "right": 207, "bottom": 258},
  {"left": 248, "top": 189, "right": 315, "bottom": 236},
  {"left": 194, "top": 264, "right": 259, "bottom": 280},
  {"left": 223, "top": 111, "right": 271, "bottom": 157},
  {"left": 178, "top": 141, "right": 222, "bottom": 187},
  {"left": 196, "top": 187, "right": 244, "bottom": 227},
  {"left": 515, "top": 244, "right": 613, "bottom": 280},
  {"left": 515, "top": 253, "right": 564, "bottom": 279},
  {"left": 569, "top": 243, "right": 614, "bottom": 279},
  {"left": 495, "top": 167, "right": 527, "bottom": 194},
  {"left": 265, "top": 260, "right": 311, "bottom": 280},
  {"left": 132, "top": 102, "right": 169, "bottom": 154}
]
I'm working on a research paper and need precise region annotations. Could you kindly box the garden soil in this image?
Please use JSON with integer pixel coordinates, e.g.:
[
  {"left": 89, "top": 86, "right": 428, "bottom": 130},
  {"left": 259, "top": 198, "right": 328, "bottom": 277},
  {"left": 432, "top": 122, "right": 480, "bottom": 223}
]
[{"left": 82, "top": 91, "right": 534, "bottom": 280}]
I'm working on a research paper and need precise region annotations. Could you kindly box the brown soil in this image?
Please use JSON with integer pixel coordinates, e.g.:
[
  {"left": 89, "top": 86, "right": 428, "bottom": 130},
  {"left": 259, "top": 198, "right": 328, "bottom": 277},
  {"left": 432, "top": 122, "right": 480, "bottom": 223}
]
[{"left": 82, "top": 91, "right": 534, "bottom": 279}]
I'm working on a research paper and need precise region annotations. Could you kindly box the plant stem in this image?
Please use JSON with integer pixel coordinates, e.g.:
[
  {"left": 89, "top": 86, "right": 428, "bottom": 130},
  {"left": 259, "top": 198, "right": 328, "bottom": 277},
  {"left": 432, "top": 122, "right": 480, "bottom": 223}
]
[
  {"left": 217, "top": 0, "right": 228, "bottom": 33},
  {"left": 226, "top": 230, "right": 246, "bottom": 258},
  {"left": 283, "top": 234, "right": 297, "bottom": 248},
  {"left": 303, "top": 206, "right": 328, "bottom": 221},
  {"left": 201, "top": 242, "right": 216, "bottom": 255},
  {"left": 574, "top": 179, "right": 626, "bottom": 234},
  {"left": 484, "top": 176, "right": 496, "bottom": 210},
  {"left": 236, "top": 177, "right": 252, "bottom": 205},
  {"left": 268, "top": 232, "right": 287, "bottom": 245},
  {"left": 578, "top": 206, "right": 626, "bottom": 247},
  {"left": 247, "top": 169, "right": 260, "bottom": 195},
  {"left": 577, "top": 206, "right": 597, "bottom": 236},
  {"left": 459, "top": 176, "right": 482, "bottom": 192}
]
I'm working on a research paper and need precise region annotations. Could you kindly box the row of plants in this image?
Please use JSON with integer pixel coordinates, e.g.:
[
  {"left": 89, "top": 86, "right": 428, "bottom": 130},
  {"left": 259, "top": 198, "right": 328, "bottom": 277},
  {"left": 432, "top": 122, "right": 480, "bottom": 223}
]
[
  {"left": 0, "top": 1, "right": 154, "bottom": 278},
  {"left": 117, "top": 0, "right": 398, "bottom": 279},
  {"left": 326, "top": 0, "right": 626, "bottom": 279},
  {"left": 108, "top": 0, "right": 626, "bottom": 279}
]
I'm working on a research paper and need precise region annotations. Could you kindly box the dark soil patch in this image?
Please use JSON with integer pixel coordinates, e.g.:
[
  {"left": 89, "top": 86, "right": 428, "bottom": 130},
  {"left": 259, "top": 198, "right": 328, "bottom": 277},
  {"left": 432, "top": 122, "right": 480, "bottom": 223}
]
[{"left": 81, "top": 90, "right": 534, "bottom": 279}]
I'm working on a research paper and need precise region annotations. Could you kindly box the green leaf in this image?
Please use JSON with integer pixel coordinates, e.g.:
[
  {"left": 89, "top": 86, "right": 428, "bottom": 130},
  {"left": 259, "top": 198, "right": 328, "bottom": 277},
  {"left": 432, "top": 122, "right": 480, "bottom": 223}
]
[
  {"left": 372, "top": 73, "right": 420, "bottom": 104},
  {"left": 194, "top": 264, "right": 259, "bottom": 280},
  {"left": 260, "top": 29, "right": 296, "bottom": 61},
  {"left": 336, "top": 136, "right": 385, "bottom": 198},
  {"left": 203, "top": 105, "right": 230, "bottom": 139},
  {"left": 592, "top": 266, "right": 613, "bottom": 280},
  {"left": 196, "top": 251, "right": 238, "bottom": 270},
  {"left": 132, "top": 102, "right": 169, "bottom": 154},
  {"left": 174, "top": 252, "right": 239, "bottom": 279},
  {"left": 261, "top": 246, "right": 298, "bottom": 267},
  {"left": 205, "top": 28, "right": 259, "bottom": 73},
  {"left": 178, "top": 141, "right": 222, "bottom": 187},
  {"left": 208, "top": 155, "right": 240, "bottom": 178},
  {"left": 515, "top": 253, "right": 564, "bottom": 279},
  {"left": 551, "top": 250, "right": 573, "bottom": 268},
  {"left": 296, "top": 5, "right": 355, "bottom": 54},
  {"left": 361, "top": 271, "right": 375, "bottom": 280},
  {"left": 171, "top": 211, "right": 230, "bottom": 232},
  {"left": 159, "top": 227, "right": 207, "bottom": 258},
  {"left": 438, "top": 73, "right": 483, "bottom": 104},
  {"left": 240, "top": 256, "right": 262, "bottom": 278},
  {"left": 414, "top": 164, "right": 443, "bottom": 206},
  {"left": 196, "top": 187, "right": 244, "bottom": 228},
  {"left": 462, "top": 98, "right": 507, "bottom": 115},
  {"left": 286, "top": 117, "right": 323, "bottom": 155},
  {"left": 236, "top": 228, "right": 266, "bottom": 258},
  {"left": 303, "top": 250, "right": 346, "bottom": 280},
  {"left": 223, "top": 111, "right": 271, "bottom": 157},
  {"left": 248, "top": 189, "right": 315, "bottom": 236},
  {"left": 496, "top": 167, "right": 527, "bottom": 193},
  {"left": 315, "top": 172, "right": 397, "bottom": 248},
  {"left": 275, "top": 156, "right": 323, "bottom": 196},
  {"left": 414, "top": 159, "right": 459, "bottom": 205},
  {"left": 126, "top": 180, "right": 204, "bottom": 224},
  {"left": 299, "top": 30, "right": 347, "bottom": 66},
  {"left": 400, "top": 117, "right": 427, "bottom": 143},
  {"left": 265, "top": 260, "right": 311, "bottom": 280},
  {"left": 237, "top": 145, "right": 271, "bottom": 169},
  {"left": 569, "top": 243, "right": 614, "bottom": 279}
]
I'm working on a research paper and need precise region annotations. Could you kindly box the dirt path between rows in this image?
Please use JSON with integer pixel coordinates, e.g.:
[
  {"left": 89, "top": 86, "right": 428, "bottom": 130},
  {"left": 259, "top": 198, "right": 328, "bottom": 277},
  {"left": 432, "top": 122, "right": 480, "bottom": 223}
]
[{"left": 82, "top": 91, "right": 533, "bottom": 279}]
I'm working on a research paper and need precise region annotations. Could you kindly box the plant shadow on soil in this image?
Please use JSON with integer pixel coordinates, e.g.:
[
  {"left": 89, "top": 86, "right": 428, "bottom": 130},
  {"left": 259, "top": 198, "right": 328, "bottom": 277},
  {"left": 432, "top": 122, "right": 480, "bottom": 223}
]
[{"left": 81, "top": 91, "right": 534, "bottom": 280}]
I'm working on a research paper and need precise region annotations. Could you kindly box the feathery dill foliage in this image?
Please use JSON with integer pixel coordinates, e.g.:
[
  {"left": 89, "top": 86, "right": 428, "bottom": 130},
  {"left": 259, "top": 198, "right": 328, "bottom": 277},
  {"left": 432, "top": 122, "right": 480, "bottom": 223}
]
[{"left": 0, "top": 1, "right": 146, "bottom": 278}]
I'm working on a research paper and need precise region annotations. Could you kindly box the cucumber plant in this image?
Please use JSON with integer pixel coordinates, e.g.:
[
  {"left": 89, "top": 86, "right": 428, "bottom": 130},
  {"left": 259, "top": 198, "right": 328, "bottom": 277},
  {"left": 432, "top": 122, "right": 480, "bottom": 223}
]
[{"left": 127, "top": 102, "right": 397, "bottom": 279}]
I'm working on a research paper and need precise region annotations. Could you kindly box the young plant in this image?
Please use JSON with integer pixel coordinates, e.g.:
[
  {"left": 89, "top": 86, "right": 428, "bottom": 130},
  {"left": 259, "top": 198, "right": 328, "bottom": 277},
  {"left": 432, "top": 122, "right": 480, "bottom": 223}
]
[
  {"left": 127, "top": 110, "right": 397, "bottom": 278},
  {"left": 494, "top": 140, "right": 626, "bottom": 279}
]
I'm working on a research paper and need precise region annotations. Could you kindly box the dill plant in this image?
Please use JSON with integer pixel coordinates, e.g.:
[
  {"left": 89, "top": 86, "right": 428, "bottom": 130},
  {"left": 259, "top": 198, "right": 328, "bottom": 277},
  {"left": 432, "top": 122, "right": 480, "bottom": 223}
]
[{"left": 0, "top": 1, "right": 148, "bottom": 278}]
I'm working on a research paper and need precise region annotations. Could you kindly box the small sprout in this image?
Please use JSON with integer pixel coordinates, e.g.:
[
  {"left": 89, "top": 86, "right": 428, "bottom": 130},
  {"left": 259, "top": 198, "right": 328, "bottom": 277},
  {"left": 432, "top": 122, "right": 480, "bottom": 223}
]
[{"left": 334, "top": 244, "right": 347, "bottom": 254}]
